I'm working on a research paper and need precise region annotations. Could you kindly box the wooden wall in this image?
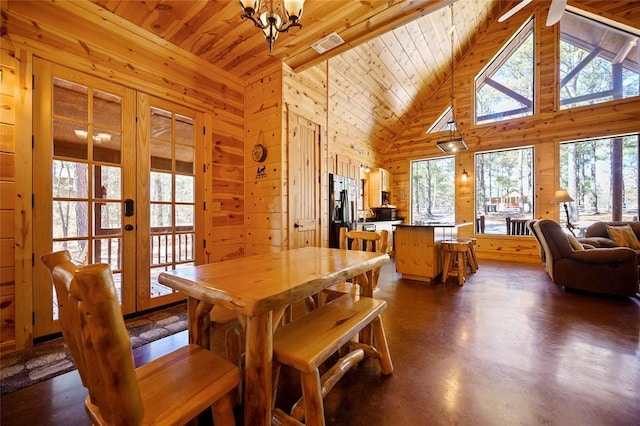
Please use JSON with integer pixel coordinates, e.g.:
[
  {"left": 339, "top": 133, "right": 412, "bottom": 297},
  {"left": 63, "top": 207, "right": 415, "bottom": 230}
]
[
  {"left": 0, "top": 42, "right": 17, "bottom": 353},
  {"left": 244, "top": 64, "right": 286, "bottom": 255},
  {"left": 2, "top": 0, "right": 245, "bottom": 350},
  {"left": 384, "top": 3, "right": 640, "bottom": 263}
]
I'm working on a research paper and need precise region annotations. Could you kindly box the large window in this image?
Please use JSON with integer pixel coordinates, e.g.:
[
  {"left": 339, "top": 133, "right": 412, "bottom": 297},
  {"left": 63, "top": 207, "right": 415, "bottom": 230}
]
[
  {"left": 560, "top": 12, "right": 640, "bottom": 109},
  {"left": 475, "top": 147, "right": 534, "bottom": 235},
  {"left": 475, "top": 19, "right": 534, "bottom": 124},
  {"left": 410, "top": 157, "right": 455, "bottom": 225},
  {"left": 559, "top": 134, "right": 639, "bottom": 234}
]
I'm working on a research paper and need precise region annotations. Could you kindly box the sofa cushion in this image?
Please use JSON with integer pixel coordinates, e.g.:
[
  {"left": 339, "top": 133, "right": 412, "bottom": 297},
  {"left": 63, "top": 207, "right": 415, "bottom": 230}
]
[
  {"left": 567, "top": 235, "right": 585, "bottom": 250},
  {"left": 607, "top": 225, "right": 640, "bottom": 250}
]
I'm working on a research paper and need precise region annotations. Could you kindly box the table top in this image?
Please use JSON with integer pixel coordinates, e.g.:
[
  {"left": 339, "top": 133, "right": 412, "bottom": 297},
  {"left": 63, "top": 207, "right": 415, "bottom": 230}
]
[{"left": 158, "top": 247, "right": 390, "bottom": 316}]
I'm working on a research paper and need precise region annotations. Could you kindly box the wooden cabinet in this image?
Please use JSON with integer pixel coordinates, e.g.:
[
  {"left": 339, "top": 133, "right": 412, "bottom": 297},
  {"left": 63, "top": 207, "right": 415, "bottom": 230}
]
[{"left": 368, "top": 168, "right": 391, "bottom": 207}]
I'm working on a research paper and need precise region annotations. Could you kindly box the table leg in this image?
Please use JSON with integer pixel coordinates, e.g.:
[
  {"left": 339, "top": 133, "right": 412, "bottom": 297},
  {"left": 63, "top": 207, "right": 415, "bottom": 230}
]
[
  {"left": 186, "top": 297, "right": 212, "bottom": 348},
  {"left": 244, "top": 312, "right": 273, "bottom": 426},
  {"left": 356, "top": 271, "right": 373, "bottom": 345}
]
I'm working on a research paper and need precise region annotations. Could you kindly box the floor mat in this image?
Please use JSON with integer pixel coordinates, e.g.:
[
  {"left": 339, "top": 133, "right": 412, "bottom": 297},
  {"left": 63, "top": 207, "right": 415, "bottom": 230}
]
[{"left": 0, "top": 303, "right": 187, "bottom": 394}]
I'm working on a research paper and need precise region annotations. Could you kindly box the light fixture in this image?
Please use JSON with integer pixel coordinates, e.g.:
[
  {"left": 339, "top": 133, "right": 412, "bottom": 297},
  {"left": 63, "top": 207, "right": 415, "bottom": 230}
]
[
  {"left": 360, "top": 165, "right": 371, "bottom": 173},
  {"left": 461, "top": 169, "right": 469, "bottom": 182},
  {"left": 436, "top": 3, "right": 467, "bottom": 154},
  {"left": 74, "top": 129, "right": 112, "bottom": 144},
  {"left": 551, "top": 189, "right": 575, "bottom": 235},
  {"left": 240, "top": 0, "right": 304, "bottom": 52}
]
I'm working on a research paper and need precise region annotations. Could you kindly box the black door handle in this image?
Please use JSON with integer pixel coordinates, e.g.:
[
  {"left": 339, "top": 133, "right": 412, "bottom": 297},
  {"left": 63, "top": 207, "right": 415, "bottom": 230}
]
[
  {"left": 125, "top": 224, "right": 134, "bottom": 231},
  {"left": 124, "top": 199, "right": 135, "bottom": 217},
  {"left": 294, "top": 223, "right": 303, "bottom": 228}
]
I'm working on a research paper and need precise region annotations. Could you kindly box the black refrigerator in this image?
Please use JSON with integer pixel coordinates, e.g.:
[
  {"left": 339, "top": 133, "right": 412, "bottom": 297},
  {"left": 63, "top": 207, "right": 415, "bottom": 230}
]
[{"left": 329, "top": 173, "right": 359, "bottom": 248}]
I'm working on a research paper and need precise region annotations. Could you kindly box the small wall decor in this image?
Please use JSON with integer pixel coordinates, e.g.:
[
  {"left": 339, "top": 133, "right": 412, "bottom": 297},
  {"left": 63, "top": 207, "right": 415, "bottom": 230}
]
[
  {"left": 256, "top": 165, "right": 267, "bottom": 179},
  {"left": 252, "top": 130, "right": 268, "bottom": 162}
]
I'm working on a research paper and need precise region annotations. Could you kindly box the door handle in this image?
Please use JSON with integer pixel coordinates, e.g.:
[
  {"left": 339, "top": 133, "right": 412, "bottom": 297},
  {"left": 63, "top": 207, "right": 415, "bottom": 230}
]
[
  {"left": 124, "top": 199, "right": 135, "bottom": 217},
  {"left": 294, "top": 223, "right": 303, "bottom": 229},
  {"left": 125, "top": 224, "right": 134, "bottom": 231}
]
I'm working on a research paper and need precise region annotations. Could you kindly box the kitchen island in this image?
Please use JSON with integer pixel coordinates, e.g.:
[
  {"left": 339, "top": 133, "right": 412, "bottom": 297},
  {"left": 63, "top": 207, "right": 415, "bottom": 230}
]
[{"left": 394, "top": 223, "right": 472, "bottom": 282}]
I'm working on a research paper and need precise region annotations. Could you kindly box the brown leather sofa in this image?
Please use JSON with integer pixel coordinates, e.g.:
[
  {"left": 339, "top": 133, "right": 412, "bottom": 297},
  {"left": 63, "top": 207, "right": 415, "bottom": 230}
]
[
  {"left": 580, "top": 221, "right": 640, "bottom": 254},
  {"left": 530, "top": 219, "right": 638, "bottom": 296}
]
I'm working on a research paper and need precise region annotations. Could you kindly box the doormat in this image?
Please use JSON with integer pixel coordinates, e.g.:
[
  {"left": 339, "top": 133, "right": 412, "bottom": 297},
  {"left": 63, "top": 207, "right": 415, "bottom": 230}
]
[{"left": 0, "top": 303, "right": 187, "bottom": 395}]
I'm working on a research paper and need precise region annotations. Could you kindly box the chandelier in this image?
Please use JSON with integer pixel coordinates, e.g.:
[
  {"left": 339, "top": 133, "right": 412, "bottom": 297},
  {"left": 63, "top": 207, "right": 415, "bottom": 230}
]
[
  {"left": 436, "top": 3, "right": 467, "bottom": 154},
  {"left": 240, "top": 0, "right": 305, "bottom": 52}
]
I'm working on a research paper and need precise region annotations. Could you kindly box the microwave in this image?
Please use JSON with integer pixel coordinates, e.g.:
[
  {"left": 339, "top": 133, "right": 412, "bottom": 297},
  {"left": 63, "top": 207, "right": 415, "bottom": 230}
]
[{"left": 372, "top": 207, "right": 397, "bottom": 221}]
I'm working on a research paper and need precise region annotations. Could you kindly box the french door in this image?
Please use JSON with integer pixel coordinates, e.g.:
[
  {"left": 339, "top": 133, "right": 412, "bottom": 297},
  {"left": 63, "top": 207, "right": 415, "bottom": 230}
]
[{"left": 33, "top": 60, "right": 203, "bottom": 337}]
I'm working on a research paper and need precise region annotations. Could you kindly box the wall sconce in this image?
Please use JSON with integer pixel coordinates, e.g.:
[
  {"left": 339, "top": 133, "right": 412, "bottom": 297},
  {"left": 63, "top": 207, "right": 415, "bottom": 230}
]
[
  {"left": 361, "top": 165, "right": 371, "bottom": 173},
  {"left": 461, "top": 169, "right": 469, "bottom": 182}
]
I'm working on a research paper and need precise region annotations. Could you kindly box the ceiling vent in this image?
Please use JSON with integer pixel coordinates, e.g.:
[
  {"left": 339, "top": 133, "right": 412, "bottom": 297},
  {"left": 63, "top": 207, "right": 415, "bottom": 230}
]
[{"left": 311, "top": 32, "right": 345, "bottom": 54}]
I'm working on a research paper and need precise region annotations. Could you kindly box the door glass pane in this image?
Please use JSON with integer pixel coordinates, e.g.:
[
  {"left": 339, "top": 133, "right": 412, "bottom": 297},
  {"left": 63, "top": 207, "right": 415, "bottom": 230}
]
[
  {"left": 53, "top": 78, "right": 88, "bottom": 121},
  {"left": 151, "top": 203, "right": 172, "bottom": 228},
  {"left": 176, "top": 145, "right": 194, "bottom": 174},
  {"left": 94, "top": 202, "right": 122, "bottom": 232},
  {"left": 53, "top": 201, "right": 89, "bottom": 238},
  {"left": 175, "top": 205, "right": 194, "bottom": 228},
  {"left": 151, "top": 234, "right": 173, "bottom": 265},
  {"left": 175, "top": 233, "right": 194, "bottom": 263},
  {"left": 151, "top": 140, "right": 173, "bottom": 172},
  {"left": 54, "top": 119, "right": 88, "bottom": 160},
  {"left": 175, "top": 114, "right": 194, "bottom": 146},
  {"left": 53, "top": 160, "right": 88, "bottom": 198},
  {"left": 175, "top": 175, "right": 194, "bottom": 203},
  {"left": 94, "top": 165, "right": 122, "bottom": 200},
  {"left": 150, "top": 172, "right": 172, "bottom": 202},
  {"left": 52, "top": 239, "right": 89, "bottom": 265},
  {"left": 93, "top": 128, "right": 122, "bottom": 164},
  {"left": 93, "top": 238, "right": 122, "bottom": 269},
  {"left": 93, "top": 89, "right": 122, "bottom": 128},
  {"left": 150, "top": 107, "right": 172, "bottom": 141}
]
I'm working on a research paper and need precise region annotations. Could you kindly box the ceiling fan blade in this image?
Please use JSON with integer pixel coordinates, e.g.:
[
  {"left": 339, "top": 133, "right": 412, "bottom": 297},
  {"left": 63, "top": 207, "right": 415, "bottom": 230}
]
[
  {"left": 546, "top": 0, "right": 567, "bottom": 26},
  {"left": 498, "top": 0, "right": 533, "bottom": 23}
]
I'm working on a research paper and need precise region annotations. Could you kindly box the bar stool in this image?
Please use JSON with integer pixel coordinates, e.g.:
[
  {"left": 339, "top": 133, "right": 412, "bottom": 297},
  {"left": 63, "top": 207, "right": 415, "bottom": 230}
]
[
  {"left": 441, "top": 239, "right": 476, "bottom": 285},
  {"left": 458, "top": 237, "right": 479, "bottom": 270}
]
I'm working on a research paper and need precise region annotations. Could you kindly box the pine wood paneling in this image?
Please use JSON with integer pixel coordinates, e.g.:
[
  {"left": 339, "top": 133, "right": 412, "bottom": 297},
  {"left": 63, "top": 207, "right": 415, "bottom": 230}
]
[{"left": 386, "top": 1, "right": 640, "bottom": 263}]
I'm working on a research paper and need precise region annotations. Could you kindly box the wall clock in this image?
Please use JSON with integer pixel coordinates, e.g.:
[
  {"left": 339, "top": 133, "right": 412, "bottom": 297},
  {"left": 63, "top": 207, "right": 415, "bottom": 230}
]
[{"left": 252, "top": 143, "right": 267, "bottom": 162}]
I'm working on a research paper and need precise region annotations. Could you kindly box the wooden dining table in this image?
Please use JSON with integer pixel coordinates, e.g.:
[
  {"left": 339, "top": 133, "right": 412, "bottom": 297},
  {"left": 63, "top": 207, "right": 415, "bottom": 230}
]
[{"left": 158, "top": 246, "right": 390, "bottom": 426}]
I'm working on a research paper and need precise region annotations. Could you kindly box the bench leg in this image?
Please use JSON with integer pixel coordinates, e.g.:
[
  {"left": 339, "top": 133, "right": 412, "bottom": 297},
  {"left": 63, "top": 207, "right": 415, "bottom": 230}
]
[
  {"left": 441, "top": 251, "right": 453, "bottom": 283},
  {"left": 211, "top": 394, "right": 236, "bottom": 426},
  {"left": 298, "top": 370, "right": 325, "bottom": 426},
  {"left": 372, "top": 316, "right": 393, "bottom": 375}
]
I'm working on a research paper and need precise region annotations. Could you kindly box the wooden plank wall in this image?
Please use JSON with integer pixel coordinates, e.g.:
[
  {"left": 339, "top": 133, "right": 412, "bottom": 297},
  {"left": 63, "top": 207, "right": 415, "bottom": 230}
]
[
  {"left": 0, "top": 42, "right": 17, "bottom": 353},
  {"left": 2, "top": 0, "right": 245, "bottom": 350},
  {"left": 244, "top": 64, "right": 285, "bottom": 255},
  {"left": 384, "top": 3, "right": 640, "bottom": 263}
]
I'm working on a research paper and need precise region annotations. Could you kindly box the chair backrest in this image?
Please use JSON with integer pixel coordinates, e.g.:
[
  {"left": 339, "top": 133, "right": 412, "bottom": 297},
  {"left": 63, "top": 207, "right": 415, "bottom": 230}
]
[
  {"left": 42, "top": 251, "right": 144, "bottom": 425},
  {"left": 41, "top": 251, "right": 88, "bottom": 386},
  {"left": 339, "top": 228, "right": 389, "bottom": 289},
  {"left": 506, "top": 217, "right": 531, "bottom": 235},
  {"left": 526, "top": 220, "right": 545, "bottom": 265}
]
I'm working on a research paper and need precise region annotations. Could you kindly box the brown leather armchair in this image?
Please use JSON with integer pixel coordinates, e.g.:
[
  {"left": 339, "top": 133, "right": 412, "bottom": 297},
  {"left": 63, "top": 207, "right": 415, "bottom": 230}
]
[{"left": 531, "top": 219, "right": 638, "bottom": 296}]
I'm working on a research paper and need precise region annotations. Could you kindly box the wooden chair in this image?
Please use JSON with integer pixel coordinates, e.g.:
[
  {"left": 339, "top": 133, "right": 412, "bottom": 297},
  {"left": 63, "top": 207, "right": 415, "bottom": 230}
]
[
  {"left": 41, "top": 251, "right": 241, "bottom": 425},
  {"left": 506, "top": 217, "right": 531, "bottom": 235},
  {"left": 324, "top": 227, "right": 389, "bottom": 301}
]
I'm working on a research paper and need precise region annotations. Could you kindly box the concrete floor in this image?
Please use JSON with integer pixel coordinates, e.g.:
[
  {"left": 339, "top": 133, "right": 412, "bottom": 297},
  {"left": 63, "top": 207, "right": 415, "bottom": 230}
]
[{"left": 2, "top": 259, "right": 639, "bottom": 425}]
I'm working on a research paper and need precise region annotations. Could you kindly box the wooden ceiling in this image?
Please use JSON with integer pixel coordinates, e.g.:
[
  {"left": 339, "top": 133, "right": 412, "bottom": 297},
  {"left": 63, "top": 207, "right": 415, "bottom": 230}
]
[{"left": 73, "top": 1, "right": 640, "bottom": 154}]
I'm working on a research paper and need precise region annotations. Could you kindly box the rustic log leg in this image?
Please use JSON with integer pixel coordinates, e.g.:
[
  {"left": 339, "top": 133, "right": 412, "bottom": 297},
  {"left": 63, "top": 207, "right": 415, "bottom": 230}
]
[
  {"left": 211, "top": 394, "right": 236, "bottom": 426},
  {"left": 187, "top": 297, "right": 213, "bottom": 347},
  {"left": 372, "top": 316, "right": 394, "bottom": 375},
  {"left": 298, "top": 370, "right": 325, "bottom": 426},
  {"left": 356, "top": 272, "right": 372, "bottom": 345},
  {"left": 244, "top": 313, "right": 273, "bottom": 426}
]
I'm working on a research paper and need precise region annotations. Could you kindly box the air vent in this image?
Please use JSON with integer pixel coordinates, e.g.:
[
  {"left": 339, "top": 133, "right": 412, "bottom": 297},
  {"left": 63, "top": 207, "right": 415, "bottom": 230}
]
[{"left": 311, "top": 32, "right": 345, "bottom": 54}]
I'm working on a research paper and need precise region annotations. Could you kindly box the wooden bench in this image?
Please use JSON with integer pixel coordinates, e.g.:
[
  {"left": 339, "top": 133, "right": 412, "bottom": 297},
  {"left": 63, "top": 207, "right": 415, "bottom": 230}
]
[{"left": 273, "top": 293, "right": 393, "bottom": 425}]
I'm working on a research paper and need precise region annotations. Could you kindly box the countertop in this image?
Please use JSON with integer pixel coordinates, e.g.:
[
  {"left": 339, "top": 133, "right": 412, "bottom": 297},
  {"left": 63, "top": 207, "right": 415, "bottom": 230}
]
[{"left": 394, "top": 222, "right": 472, "bottom": 228}]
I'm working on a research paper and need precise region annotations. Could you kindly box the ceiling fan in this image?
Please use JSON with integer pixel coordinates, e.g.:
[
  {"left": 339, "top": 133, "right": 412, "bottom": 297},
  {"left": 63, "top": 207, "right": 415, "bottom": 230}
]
[{"left": 498, "top": 0, "right": 568, "bottom": 26}]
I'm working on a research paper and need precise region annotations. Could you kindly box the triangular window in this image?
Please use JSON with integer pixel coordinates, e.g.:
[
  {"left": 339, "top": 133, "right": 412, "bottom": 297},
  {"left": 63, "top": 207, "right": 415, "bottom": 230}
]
[
  {"left": 426, "top": 107, "right": 455, "bottom": 133},
  {"left": 475, "top": 19, "right": 534, "bottom": 124},
  {"left": 560, "top": 11, "right": 639, "bottom": 109}
]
